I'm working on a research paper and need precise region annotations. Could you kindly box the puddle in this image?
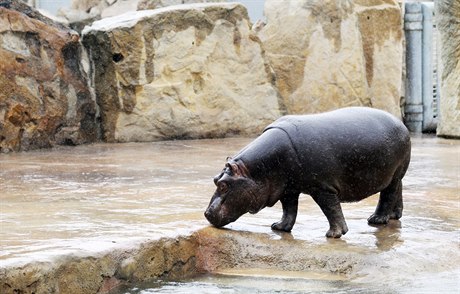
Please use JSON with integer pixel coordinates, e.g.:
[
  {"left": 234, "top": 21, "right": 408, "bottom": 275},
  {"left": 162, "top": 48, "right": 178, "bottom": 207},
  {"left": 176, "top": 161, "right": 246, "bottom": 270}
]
[
  {"left": 114, "top": 270, "right": 459, "bottom": 294},
  {"left": 115, "top": 275, "right": 350, "bottom": 294}
]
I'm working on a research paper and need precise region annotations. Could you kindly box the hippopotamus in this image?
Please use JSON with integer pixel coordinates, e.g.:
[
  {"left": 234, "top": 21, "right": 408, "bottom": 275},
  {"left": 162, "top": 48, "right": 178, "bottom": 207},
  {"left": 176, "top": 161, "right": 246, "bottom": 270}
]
[{"left": 204, "top": 107, "right": 411, "bottom": 238}]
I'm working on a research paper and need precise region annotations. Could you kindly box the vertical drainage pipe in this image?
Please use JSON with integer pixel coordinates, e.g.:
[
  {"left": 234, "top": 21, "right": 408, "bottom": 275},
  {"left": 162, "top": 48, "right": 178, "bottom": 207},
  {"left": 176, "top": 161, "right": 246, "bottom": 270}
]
[
  {"left": 404, "top": 3, "right": 423, "bottom": 132},
  {"left": 421, "top": 3, "right": 437, "bottom": 132}
]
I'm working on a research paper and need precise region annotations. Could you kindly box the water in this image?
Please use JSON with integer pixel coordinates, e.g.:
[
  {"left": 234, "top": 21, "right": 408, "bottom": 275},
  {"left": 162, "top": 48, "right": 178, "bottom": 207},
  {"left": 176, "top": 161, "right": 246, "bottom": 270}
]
[
  {"left": 115, "top": 270, "right": 459, "bottom": 294},
  {"left": 0, "top": 139, "right": 230, "bottom": 266},
  {"left": 117, "top": 275, "right": 350, "bottom": 294},
  {"left": 1, "top": 135, "right": 459, "bottom": 292}
]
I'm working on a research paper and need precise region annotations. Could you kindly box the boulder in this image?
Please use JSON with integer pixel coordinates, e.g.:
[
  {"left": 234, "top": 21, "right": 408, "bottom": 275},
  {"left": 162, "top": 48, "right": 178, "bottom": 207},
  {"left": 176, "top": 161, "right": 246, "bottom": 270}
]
[
  {"left": 82, "top": 3, "right": 281, "bottom": 142},
  {"left": 57, "top": 8, "right": 100, "bottom": 33},
  {"left": 101, "top": 0, "right": 228, "bottom": 19},
  {"left": 0, "top": 0, "right": 98, "bottom": 152},
  {"left": 435, "top": 0, "right": 460, "bottom": 138},
  {"left": 257, "top": 0, "right": 403, "bottom": 118},
  {"left": 354, "top": 0, "right": 403, "bottom": 118},
  {"left": 101, "top": 0, "right": 140, "bottom": 18},
  {"left": 137, "top": 0, "right": 226, "bottom": 10},
  {"left": 61, "top": 0, "right": 226, "bottom": 28}
]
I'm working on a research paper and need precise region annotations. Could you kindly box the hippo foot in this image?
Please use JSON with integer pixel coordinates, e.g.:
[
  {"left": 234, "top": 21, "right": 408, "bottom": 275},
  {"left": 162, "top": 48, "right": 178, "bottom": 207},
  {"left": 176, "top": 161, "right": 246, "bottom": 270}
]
[
  {"left": 367, "top": 214, "right": 390, "bottom": 225},
  {"left": 271, "top": 221, "right": 293, "bottom": 232},
  {"left": 325, "top": 225, "right": 348, "bottom": 238},
  {"left": 389, "top": 208, "right": 403, "bottom": 220}
]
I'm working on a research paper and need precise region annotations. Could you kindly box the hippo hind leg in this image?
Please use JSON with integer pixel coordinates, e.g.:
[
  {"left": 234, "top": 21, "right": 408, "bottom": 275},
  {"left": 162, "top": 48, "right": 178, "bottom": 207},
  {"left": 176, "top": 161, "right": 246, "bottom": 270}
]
[{"left": 368, "top": 178, "right": 403, "bottom": 225}]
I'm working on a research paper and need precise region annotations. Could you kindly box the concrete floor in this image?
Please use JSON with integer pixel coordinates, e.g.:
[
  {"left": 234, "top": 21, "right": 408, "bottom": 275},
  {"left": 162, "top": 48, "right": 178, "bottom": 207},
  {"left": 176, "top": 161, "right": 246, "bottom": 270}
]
[{"left": 1, "top": 135, "right": 459, "bottom": 292}]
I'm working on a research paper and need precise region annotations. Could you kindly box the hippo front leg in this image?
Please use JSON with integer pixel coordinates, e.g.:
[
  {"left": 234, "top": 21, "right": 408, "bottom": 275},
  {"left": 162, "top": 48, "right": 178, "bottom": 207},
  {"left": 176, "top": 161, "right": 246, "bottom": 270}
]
[
  {"left": 271, "top": 193, "right": 299, "bottom": 232},
  {"left": 312, "top": 193, "right": 349, "bottom": 238}
]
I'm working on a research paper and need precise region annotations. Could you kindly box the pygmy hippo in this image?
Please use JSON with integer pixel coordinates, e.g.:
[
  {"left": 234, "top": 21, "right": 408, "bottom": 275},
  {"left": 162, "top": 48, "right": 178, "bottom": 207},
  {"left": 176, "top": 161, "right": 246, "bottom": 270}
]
[{"left": 204, "top": 107, "right": 411, "bottom": 238}]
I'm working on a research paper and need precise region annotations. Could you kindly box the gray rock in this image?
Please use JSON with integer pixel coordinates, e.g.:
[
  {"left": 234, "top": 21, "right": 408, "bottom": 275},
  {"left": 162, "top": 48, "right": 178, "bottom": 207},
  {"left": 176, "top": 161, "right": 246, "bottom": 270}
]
[{"left": 435, "top": 0, "right": 460, "bottom": 138}]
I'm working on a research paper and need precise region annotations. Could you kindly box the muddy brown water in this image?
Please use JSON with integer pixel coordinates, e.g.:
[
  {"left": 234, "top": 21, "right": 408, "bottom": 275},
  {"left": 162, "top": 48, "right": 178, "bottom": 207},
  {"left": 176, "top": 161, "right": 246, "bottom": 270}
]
[{"left": 1, "top": 135, "right": 459, "bottom": 293}]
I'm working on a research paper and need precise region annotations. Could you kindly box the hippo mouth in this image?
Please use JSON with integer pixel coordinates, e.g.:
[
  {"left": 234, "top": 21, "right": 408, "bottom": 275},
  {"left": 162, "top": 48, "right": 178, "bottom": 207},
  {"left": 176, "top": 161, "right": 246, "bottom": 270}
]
[
  {"left": 204, "top": 209, "right": 234, "bottom": 227},
  {"left": 204, "top": 199, "right": 240, "bottom": 228}
]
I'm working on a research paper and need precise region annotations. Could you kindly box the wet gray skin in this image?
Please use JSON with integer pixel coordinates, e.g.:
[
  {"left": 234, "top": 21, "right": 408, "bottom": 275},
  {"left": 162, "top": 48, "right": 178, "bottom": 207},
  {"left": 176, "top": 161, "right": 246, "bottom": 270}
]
[{"left": 205, "top": 108, "right": 411, "bottom": 238}]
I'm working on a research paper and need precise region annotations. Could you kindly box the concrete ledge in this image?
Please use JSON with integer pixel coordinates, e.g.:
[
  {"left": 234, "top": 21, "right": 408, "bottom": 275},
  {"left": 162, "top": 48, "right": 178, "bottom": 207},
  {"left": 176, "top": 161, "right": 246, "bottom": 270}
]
[{"left": 1, "top": 236, "right": 199, "bottom": 293}]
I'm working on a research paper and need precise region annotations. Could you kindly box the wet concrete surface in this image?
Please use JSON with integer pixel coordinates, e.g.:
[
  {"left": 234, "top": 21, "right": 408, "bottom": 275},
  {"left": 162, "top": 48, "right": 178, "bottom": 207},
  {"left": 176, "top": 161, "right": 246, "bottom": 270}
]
[
  {"left": 1, "top": 139, "right": 226, "bottom": 267},
  {"left": 1, "top": 135, "right": 459, "bottom": 292}
]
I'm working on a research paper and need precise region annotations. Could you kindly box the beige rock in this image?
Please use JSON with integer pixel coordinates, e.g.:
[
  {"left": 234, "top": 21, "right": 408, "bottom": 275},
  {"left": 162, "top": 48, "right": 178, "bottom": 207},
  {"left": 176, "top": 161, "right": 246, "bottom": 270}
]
[
  {"left": 257, "top": 0, "right": 403, "bottom": 118},
  {"left": 67, "top": 0, "right": 226, "bottom": 25},
  {"left": 71, "top": 0, "right": 105, "bottom": 12},
  {"left": 82, "top": 3, "right": 280, "bottom": 142},
  {"left": 435, "top": 0, "right": 460, "bottom": 138},
  {"left": 70, "top": 0, "right": 140, "bottom": 21},
  {"left": 101, "top": 0, "right": 140, "bottom": 18},
  {"left": 138, "top": 0, "right": 226, "bottom": 10},
  {"left": 0, "top": 0, "right": 98, "bottom": 152},
  {"left": 355, "top": 0, "right": 404, "bottom": 118}
]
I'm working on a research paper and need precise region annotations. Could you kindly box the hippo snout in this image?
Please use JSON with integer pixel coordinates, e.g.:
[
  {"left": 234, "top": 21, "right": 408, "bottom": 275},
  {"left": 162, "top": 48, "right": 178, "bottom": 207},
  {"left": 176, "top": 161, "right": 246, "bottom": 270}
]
[
  {"left": 205, "top": 198, "right": 222, "bottom": 226},
  {"left": 204, "top": 207, "right": 226, "bottom": 227},
  {"left": 204, "top": 208, "right": 215, "bottom": 224},
  {"left": 205, "top": 196, "right": 234, "bottom": 227}
]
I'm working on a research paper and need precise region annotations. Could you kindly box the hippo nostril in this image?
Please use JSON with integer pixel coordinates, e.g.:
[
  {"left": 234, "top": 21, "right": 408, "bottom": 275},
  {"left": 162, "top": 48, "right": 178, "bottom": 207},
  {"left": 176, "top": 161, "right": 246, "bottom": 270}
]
[{"left": 204, "top": 209, "right": 212, "bottom": 220}]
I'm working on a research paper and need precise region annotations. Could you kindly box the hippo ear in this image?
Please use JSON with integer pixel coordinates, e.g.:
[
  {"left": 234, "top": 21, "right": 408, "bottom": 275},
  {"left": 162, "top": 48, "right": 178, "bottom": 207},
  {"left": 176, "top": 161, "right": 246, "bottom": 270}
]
[
  {"left": 229, "top": 163, "right": 239, "bottom": 175},
  {"left": 227, "top": 161, "right": 250, "bottom": 178},
  {"left": 224, "top": 162, "right": 238, "bottom": 175}
]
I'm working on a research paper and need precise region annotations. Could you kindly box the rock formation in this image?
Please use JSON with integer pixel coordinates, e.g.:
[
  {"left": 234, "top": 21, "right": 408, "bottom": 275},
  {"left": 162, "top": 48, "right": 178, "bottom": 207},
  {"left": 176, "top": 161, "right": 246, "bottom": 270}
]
[
  {"left": 0, "top": 0, "right": 98, "bottom": 152},
  {"left": 58, "top": 0, "right": 226, "bottom": 31},
  {"left": 257, "top": 0, "right": 403, "bottom": 118},
  {"left": 355, "top": 0, "right": 404, "bottom": 118},
  {"left": 137, "top": 0, "right": 226, "bottom": 10},
  {"left": 435, "top": 0, "right": 460, "bottom": 138},
  {"left": 82, "top": 3, "right": 281, "bottom": 142},
  {"left": 1, "top": 0, "right": 425, "bottom": 152}
]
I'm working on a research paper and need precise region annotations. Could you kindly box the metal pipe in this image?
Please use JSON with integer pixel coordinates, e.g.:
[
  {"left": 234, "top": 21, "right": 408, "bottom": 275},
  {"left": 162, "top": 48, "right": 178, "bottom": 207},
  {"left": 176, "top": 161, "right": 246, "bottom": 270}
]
[
  {"left": 404, "top": 2, "right": 423, "bottom": 132},
  {"left": 421, "top": 3, "right": 437, "bottom": 132}
]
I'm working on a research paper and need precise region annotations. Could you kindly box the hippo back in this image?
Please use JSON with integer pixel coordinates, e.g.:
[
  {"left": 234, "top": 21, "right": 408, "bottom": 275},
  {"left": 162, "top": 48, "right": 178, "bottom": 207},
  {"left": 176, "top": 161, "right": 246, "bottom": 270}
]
[{"left": 263, "top": 107, "right": 411, "bottom": 201}]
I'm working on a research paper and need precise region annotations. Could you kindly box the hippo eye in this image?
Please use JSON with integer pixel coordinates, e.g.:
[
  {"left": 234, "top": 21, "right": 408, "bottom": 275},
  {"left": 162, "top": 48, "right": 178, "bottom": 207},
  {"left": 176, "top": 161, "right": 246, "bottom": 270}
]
[{"left": 218, "top": 181, "right": 228, "bottom": 194}]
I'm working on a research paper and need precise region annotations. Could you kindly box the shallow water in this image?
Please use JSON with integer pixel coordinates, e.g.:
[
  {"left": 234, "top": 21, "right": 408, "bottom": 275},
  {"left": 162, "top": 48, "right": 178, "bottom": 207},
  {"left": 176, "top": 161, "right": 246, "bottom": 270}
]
[
  {"left": 116, "top": 269, "right": 459, "bottom": 294},
  {"left": 1, "top": 135, "right": 459, "bottom": 292},
  {"left": 1, "top": 139, "right": 231, "bottom": 266}
]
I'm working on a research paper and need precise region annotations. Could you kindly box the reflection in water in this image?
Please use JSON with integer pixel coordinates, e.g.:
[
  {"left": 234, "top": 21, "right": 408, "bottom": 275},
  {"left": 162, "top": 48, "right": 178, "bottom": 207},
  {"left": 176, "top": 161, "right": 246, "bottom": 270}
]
[
  {"left": 325, "top": 236, "right": 347, "bottom": 247},
  {"left": 115, "top": 273, "right": 366, "bottom": 294},
  {"left": 370, "top": 220, "right": 402, "bottom": 251},
  {"left": 271, "top": 230, "right": 295, "bottom": 241}
]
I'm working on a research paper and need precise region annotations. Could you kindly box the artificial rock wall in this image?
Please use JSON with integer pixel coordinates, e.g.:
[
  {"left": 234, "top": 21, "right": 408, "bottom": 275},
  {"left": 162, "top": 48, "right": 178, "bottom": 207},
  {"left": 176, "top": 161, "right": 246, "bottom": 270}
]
[
  {"left": 82, "top": 0, "right": 404, "bottom": 143},
  {"left": 1, "top": 0, "right": 409, "bottom": 151},
  {"left": 0, "top": 0, "right": 98, "bottom": 152},
  {"left": 82, "top": 3, "right": 281, "bottom": 142},
  {"left": 435, "top": 0, "right": 460, "bottom": 138},
  {"left": 257, "top": 0, "right": 403, "bottom": 118}
]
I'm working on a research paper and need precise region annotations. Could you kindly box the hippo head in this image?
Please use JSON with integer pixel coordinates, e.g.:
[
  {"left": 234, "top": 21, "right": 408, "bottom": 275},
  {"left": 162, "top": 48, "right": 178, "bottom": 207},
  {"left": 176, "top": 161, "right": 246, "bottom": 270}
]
[{"left": 204, "top": 159, "right": 264, "bottom": 228}]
